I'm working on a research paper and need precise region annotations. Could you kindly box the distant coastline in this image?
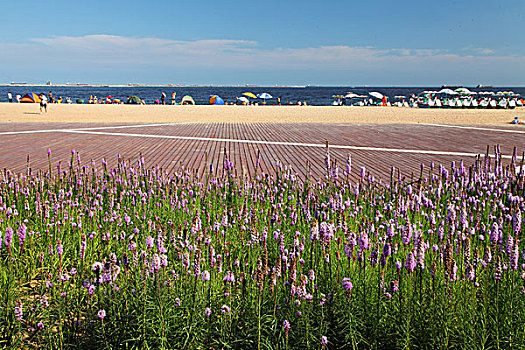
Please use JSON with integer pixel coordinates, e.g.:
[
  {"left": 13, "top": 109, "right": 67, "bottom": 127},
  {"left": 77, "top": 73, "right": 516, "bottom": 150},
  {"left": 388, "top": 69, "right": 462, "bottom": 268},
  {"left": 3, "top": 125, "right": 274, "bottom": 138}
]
[{"left": 0, "top": 83, "right": 308, "bottom": 88}]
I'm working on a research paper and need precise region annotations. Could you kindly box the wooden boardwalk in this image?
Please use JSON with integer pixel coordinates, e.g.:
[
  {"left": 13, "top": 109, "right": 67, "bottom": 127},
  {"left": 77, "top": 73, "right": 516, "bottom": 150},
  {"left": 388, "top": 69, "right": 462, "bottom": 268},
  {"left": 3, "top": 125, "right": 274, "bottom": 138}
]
[{"left": 0, "top": 122, "right": 524, "bottom": 182}]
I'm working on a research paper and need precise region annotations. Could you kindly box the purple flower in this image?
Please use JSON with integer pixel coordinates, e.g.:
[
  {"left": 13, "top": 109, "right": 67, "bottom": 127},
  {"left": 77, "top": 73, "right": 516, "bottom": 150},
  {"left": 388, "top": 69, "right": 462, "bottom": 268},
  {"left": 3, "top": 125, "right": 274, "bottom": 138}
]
[
  {"left": 151, "top": 254, "right": 161, "bottom": 272},
  {"left": 47, "top": 148, "right": 51, "bottom": 156},
  {"left": 56, "top": 240, "right": 63, "bottom": 256},
  {"left": 18, "top": 223, "right": 27, "bottom": 246},
  {"left": 342, "top": 277, "right": 353, "bottom": 292},
  {"left": 283, "top": 319, "right": 290, "bottom": 334},
  {"left": 321, "top": 335, "right": 328, "bottom": 347},
  {"left": 145, "top": 236, "right": 154, "bottom": 249},
  {"left": 4, "top": 226, "right": 13, "bottom": 251},
  {"left": 382, "top": 243, "right": 392, "bottom": 257},
  {"left": 37, "top": 322, "right": 44, "bottom": 330},
  {"left": 80, "top": 234, "right": 87, "bottom": 259},
  {"left": 390, "top": 280, "right": 399, "bottom": 293},
  {"left": 513, "top": 209, "right": 522, "bottom": 234},
  {"left": 205, "top": 307, "right": 212, "bottom": 317},
  {"left": 506, "top": 235, "right": 515, "bottom": 256},
  {"left": 201, "top": 270, "right": 211, "bottom": 281},
  {"left": 14, "top": 300, "right": 23, "bottom": 321},
  {"left": 92, "top": 262, "right": 103, "bottom": 271},
  {"left": 97, "top": 309, "right": 106, "bottom": 320},
  {"left": 405, "top": 252, "right": 416, "bottom": 273},
  {"left": 160, "top": 254, "right": 168, "bottom": 268},
  {"left": 223, "top": 271, "right": 235, "bottom": 283},
  {"left": 490, "top": 222, "right": 499, "bottom": 244},
  {"left": 395, "top": 260, "right": 402, "bottom": 271},
  {"left": 174, "top": 298, "right": 181, "bottom": 307},
  {"left": 221, "top": 305, "right": 231, "bottom": 314}
]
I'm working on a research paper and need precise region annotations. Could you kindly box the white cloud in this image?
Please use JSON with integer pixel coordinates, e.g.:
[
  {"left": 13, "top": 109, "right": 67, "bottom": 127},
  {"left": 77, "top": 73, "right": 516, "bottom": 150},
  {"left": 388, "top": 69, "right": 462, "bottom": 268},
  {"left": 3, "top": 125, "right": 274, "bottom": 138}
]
[{"left": 1, "top": 34, "right": 524, "bottom": 84}]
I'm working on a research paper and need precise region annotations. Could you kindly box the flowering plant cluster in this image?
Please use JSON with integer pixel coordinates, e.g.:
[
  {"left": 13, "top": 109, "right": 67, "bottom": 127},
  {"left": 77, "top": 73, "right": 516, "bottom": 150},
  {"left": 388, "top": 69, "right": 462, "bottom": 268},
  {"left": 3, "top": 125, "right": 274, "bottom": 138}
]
[{"left": 0, "top": 148, "right": 524, "bottom": 349}]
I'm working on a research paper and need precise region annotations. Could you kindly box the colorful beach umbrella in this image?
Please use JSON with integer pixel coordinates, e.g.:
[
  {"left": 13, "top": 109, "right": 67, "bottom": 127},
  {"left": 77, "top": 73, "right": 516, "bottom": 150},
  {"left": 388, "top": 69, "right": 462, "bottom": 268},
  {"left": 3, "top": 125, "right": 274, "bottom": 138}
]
[
  {"left": 242, "top": 92, "right": 257, "bottom": 99},
  {"left": 237, "top": 96, "right": 249, "bottom": 104},
  {"left": 257, "top": 93, "right": 272, "bottom": 100}
]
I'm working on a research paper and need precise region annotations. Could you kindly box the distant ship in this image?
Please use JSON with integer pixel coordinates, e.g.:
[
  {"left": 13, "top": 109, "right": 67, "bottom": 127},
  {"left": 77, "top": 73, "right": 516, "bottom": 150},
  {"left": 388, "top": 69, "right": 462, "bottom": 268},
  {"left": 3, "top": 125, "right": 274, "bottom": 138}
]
[{"left": 476, "top": 84, "right": 493, "bottom": 88}]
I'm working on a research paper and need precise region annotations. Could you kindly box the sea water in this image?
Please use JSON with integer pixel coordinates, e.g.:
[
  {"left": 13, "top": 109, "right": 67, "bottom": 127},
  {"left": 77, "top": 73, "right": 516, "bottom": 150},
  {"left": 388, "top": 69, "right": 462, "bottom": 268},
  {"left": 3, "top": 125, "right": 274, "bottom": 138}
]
[{"left": 0, "top": 86, "right": 524, "bottom": 106}]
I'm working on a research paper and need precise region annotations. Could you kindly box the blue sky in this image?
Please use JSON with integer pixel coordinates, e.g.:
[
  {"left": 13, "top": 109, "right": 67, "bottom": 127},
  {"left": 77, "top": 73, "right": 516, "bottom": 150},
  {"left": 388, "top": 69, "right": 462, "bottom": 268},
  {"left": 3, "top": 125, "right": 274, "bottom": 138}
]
[{"left": 1, "top": 0, "right": 524, "bottom": 85}]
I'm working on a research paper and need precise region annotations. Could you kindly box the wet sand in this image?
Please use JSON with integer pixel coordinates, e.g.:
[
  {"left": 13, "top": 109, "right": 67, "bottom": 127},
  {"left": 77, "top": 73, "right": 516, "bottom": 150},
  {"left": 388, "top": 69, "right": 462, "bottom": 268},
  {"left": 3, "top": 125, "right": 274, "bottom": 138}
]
[{"left": 0, "top": 103, "right": 522, "bottom": 125}]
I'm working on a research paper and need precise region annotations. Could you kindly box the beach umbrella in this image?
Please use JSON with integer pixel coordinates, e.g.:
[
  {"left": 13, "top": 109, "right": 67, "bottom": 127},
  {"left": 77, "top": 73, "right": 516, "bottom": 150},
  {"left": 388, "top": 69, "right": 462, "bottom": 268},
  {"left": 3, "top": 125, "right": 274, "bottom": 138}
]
[
  {"left": 369, "top": 91, "right": 384, "bottom": 99},
  {"left": 345, "top": 93, "right": 359, "bottom": 98},
  {"left": 257, "top": 93, "right": 273, "bottom": 100},
  {"left": 243, "top": 92, "right": 257, "bottom": 99},
  {"left": 209, "top": 95, "right": 225, "bottom": 105},
  {"left": 237, "top": 96, "right": 249, "bottom": 104},
  {"left": 438, "top": 88, "right": 457, "bottom": 95}
]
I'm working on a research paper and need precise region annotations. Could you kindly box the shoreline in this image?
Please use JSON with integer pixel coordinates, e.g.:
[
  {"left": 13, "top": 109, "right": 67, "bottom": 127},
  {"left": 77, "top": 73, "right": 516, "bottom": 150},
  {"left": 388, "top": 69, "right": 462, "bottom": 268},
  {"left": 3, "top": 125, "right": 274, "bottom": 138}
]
[{"left": 0, "top": 103, "right": 523, "bottom": 125}]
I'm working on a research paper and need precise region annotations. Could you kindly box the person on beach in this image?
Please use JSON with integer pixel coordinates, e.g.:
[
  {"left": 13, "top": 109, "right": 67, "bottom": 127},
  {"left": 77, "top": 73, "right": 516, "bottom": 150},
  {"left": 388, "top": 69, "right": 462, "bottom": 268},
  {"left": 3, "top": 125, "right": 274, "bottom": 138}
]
[
  {"left": 39, "top": 93, "right": 48, "bottom": 113},
  {"left": 7, "top": 92, "right": 13, "bottom": 102},
  {"left": 48, "top": 91, "right": 53, "bottom": 103},
  {"left": 161, "top": 92, "right": 166, "bottom": 105},
  {"left": 16, "top": 94, "right": 21, "bottom": 103},
  {"left": 171, "top": 92, "right": 176, "bottom": 104}
]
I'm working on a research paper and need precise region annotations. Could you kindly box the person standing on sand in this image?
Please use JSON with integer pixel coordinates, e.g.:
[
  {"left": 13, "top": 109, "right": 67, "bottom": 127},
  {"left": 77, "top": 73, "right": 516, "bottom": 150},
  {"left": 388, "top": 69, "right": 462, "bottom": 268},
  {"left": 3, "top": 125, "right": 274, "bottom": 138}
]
[
  {"left": 7, "top": 92, "right": 13, "bottom": 102},
  {"left": 171, "top": 92, "right": 176, "bottom": 104},
  {"left": 161, "top": 92, "right": 166, "bottom": 105},
  {"left": 39, "top": 93, "right": 48, "bottom": 113},
  {"left": 16, "top": 94, "right": 21, "bottom": 103}
]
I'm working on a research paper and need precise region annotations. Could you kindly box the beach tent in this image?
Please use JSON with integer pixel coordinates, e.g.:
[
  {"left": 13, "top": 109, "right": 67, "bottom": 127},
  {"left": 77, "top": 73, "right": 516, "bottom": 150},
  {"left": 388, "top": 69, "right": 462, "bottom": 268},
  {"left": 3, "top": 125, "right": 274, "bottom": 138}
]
[
  {"left": 126, "top": 95, "right": 143, "bottom": 104},
  {"left": 20, "top": 93, "right": 41, "bottom": 103},
  {"left": 181, "top": 95, "right": 195, "bottom": 105},
  {"left": 209, "top": 95, "right": 225, "bottom": 105},
  {"left": 76, "top": 99, "right": 84, "bottom": 104}
]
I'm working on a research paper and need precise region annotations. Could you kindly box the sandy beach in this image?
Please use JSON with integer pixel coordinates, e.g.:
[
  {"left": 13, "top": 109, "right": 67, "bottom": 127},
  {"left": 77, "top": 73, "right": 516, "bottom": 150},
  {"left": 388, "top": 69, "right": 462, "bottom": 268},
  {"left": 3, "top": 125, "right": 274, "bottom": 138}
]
[{"left": 0, "top": 103, "right": 523, "bottom": 125}]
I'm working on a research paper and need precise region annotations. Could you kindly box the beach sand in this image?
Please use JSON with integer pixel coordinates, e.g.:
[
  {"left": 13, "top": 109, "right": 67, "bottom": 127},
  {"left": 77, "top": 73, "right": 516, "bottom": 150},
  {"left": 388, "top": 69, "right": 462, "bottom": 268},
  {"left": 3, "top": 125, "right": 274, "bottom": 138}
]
[{"left": 0, "top": 103, "right": 523, "bottom": 125}]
